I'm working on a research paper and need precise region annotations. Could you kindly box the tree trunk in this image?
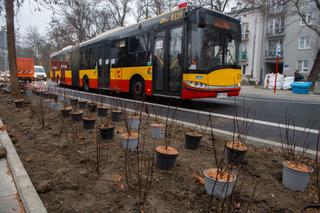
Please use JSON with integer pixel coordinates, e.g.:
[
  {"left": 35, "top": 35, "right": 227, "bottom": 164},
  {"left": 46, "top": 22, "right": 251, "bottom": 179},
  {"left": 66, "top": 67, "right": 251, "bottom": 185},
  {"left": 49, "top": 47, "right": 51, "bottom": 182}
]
[
  {"left": 308, "top": 49, "right": 320, "bottom": 83},
  {"left": 5, "top": 0, "right": 20, "bottom": 96}
]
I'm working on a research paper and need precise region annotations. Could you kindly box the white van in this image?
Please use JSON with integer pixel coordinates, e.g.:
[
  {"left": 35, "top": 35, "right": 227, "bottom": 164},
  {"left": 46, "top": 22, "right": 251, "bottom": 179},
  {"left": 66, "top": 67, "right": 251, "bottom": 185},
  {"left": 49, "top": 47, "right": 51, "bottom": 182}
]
[{"left": 34, "top": 65, "right": 46, "bottom": 81}]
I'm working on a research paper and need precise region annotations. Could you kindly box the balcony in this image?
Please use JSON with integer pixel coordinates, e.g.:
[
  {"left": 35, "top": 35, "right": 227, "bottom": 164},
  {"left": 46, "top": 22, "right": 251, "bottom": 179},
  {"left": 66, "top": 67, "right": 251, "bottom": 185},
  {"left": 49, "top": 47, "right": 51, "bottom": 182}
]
[
  {"left": 240, "top": 51, "right": 247, "bottom": 61},
  {"left": 267, "top": 28, "right": 285, "bottom": 38},
  {"left": 265, "top": 50, "right": 283, "bottom": 61},
  {"left": 268, "top": 5, "right": 287, "bottom": 15}
]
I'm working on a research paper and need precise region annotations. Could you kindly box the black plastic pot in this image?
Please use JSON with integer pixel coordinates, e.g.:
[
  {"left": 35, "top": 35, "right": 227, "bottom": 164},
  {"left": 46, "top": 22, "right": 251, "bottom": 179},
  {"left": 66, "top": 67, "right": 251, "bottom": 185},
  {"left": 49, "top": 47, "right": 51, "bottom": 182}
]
[
  {"left": 43, "top": 92, "right": 49, "bottom": 98},
  {"left": 97, "top": 106, "right": 108, "bottom": 117},
  {"left": 155, "top": 148, "right": 178, "bottom": 170},
  {"left": 14, "top": 99, "right": 24, "bottom": 108},
  {"left": 185, "top": 133, "right": 202, "bottom": 150},
  {"left": 34, "top": 90, "right": 40, "bottom": 96},
  {"left": 70, "top": 98, "right": 78, "bottom": 107},
  {"left": 99, "top": 126, "right": 115, "bottom": 140},
  {"left": 111, "top": 110, "right": 122, "bottom": 122},
  {"left": 70, "top": 111, "right": 83, "bottom": 122},
  {"left": 82, "top": 117, "right": 96, "bottom": 129},
  {"left": 303, "top": 204, "right": 320, "bottom": 212},
  {"left": 78, "top": 100, "right": 87, "bottom": 109},
  {"left": 50, "top": 94, "right": 58, "bottom": 102},
  {"left": 88, "top": 102, "right": 97, "bottom": 112},
  {"left": 224, "top": 144, "right": 247, "bottom": 165},
  {"left": 61, "top": 107, "right": 72, "bottom": 117}
]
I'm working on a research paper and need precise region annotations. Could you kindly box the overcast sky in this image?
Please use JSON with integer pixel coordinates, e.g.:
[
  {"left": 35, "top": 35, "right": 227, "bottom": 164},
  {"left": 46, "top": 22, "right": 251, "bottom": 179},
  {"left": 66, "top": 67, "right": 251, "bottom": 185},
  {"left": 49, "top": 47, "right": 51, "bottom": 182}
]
[{"left": 16, "top": 1, "right": 52, "bottom": 36}]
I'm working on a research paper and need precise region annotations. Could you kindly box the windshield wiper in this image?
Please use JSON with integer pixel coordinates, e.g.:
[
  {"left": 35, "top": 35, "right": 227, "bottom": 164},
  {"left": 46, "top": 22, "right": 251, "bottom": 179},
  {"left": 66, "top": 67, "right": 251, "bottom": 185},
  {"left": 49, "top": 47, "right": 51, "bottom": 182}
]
[{"left": 226, "top": 49, "right": 236, "bottom": 66}]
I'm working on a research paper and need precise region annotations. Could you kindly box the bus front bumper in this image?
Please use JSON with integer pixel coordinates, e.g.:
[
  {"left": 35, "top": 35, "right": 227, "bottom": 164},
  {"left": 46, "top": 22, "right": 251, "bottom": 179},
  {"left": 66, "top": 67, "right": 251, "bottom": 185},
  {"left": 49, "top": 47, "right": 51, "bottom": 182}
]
[{"left": 181, "top": 82, "right": 241, "bottom": 99}]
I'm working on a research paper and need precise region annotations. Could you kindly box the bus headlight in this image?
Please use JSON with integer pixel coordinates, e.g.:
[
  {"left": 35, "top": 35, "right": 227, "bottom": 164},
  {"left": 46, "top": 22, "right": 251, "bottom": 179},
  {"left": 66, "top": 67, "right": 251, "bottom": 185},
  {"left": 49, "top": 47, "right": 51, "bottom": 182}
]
[
  {"left": 185, "top": 81, "right": 240, "bottom": 90},
  {"left": 185, "top": 81, "right": 209, "bottom": 89}
]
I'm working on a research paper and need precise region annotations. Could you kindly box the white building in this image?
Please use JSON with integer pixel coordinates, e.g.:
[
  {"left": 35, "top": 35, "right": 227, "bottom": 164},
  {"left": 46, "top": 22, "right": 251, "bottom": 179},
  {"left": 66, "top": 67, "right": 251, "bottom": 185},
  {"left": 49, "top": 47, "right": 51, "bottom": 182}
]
[{"left": 230, "top": 0, "right": 320, "bottom": 83}]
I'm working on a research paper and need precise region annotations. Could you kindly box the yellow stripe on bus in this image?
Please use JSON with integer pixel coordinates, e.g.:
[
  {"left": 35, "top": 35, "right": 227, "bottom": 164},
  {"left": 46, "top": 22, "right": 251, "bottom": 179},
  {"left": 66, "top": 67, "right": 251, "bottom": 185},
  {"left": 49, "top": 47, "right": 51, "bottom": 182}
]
[
  {"left": 65, "top": 70, "right": 72, "bottom": 78},
  {"left": 79, "top": 69, "right": 98, "bottom": 80},
  {"left": 183, "top": 68, "right": 241, "bottom": 86},
  {"left": 110, "top": 66, "right": 152, "bottom": 81},
  {"left": 55, "top": 71, "right": 61, "bottom": 78}
]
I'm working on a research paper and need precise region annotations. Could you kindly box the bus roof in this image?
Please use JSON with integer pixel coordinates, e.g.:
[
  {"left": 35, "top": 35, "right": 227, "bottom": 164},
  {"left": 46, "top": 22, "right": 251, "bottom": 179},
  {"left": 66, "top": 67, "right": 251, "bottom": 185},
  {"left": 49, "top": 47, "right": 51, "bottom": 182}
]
[{"left": 50, "top": 45, "right": 73, "bottom": 58}]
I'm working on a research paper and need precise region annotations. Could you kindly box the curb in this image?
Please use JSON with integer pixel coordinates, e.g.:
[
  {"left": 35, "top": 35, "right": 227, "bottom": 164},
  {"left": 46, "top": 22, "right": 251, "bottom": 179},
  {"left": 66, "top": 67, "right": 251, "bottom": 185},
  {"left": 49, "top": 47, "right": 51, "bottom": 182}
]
[{"left": 0, "top": 120, "right": 47, "bottom": 213}]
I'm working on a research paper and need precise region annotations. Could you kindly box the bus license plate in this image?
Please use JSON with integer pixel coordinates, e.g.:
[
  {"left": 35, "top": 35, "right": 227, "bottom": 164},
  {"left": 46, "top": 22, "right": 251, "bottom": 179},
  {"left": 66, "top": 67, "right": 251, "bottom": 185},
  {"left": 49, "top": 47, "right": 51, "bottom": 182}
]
[{"left": 217, "top": 93, "right": 227, "bottom": 98}]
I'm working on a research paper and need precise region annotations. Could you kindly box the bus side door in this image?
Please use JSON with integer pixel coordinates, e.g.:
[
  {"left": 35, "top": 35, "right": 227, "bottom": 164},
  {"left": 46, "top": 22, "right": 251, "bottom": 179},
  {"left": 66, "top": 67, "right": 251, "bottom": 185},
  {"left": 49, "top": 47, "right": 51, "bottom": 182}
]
[{"left": 153, "top": 25, "right": 183, "bottom": 94}]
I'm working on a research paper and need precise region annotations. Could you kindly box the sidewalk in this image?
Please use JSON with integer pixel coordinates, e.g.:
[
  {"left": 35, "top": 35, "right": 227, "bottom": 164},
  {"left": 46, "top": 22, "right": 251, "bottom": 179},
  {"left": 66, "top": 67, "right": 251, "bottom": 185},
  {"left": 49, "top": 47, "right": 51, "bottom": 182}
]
[
  {"left": 0, "top": 120, "right": 47, "bottom": 213},
  {"left": 0, "top": 157, "right": 25, "bottom": 213},
  {"left": 239, "top": 85, "right": 320, "bottom": 103}
]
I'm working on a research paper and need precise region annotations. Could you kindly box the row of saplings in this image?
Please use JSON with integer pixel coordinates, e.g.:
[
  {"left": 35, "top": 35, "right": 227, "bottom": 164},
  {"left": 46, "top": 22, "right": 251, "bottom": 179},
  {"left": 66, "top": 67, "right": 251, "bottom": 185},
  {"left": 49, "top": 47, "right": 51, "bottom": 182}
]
[{"left": 15, "top": 90, "right": 319, "bottom": 211}]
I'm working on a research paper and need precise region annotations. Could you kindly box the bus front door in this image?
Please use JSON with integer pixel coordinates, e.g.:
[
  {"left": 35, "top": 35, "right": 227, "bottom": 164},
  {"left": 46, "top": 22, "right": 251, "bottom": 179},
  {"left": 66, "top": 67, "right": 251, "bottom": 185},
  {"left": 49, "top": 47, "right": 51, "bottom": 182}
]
[
  {"left": 98, "top": 44, "right": 110, "bottom": 89},
  {"left": 153, "top": 26, "right": 183, "bottom": 95}
]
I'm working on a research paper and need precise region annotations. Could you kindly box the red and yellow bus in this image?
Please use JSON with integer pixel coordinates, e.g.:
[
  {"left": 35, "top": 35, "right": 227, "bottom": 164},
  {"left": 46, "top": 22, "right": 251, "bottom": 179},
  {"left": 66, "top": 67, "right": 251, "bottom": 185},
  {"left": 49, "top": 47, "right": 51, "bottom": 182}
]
[{"left": 50, "top": 7, "right": 241, "bottom": 99}]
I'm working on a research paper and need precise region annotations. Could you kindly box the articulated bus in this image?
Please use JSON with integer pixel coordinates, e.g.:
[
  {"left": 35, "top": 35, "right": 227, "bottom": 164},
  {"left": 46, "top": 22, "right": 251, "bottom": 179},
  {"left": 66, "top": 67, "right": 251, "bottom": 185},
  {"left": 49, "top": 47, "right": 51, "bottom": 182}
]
[{"left": 50, "top": 7, "right": 241, "bottom": 99}]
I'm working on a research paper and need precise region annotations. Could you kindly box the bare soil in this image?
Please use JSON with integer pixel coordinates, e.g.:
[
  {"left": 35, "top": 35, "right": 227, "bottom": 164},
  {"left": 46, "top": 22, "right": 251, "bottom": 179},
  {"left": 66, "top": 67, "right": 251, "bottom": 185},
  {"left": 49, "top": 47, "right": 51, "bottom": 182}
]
[{"left": 0, "top": 91, "right": 319, "bottom": 212}]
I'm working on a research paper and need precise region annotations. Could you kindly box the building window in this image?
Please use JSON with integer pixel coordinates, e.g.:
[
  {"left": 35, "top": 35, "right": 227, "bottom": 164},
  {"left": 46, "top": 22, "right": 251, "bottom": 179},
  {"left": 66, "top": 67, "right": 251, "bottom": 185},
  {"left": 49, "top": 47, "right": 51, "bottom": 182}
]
[
  {"left": 240, "top": 43, "right": 247, "bottom": 61},
  {"left": 297, "top": 60, "right": 309, "bottom": 73},
  {"left": 267, "top": 17, "right": 284, "bottom": 35},
  {"left": 300, "top": 12, "right": 313, "bottom": 25},
  {"left": 298, "top": 36, "right": 311, "bottom": 49},
  {"left": 241, "top": 22, "right": 249, "bottom": 39},
  {"left": 268, "top": 0, "right": 285, "bottom": 13}
]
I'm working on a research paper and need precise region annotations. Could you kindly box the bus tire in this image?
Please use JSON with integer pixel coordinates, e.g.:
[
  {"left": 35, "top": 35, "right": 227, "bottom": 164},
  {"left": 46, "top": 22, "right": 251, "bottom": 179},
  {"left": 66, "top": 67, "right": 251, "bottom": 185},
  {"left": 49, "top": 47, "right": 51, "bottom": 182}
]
[
  {"left": 83, "top": 76, "right": 90, "bottom": 92},
  {"left": 130, "top": 76, "right": 145, "bottom": 100}
]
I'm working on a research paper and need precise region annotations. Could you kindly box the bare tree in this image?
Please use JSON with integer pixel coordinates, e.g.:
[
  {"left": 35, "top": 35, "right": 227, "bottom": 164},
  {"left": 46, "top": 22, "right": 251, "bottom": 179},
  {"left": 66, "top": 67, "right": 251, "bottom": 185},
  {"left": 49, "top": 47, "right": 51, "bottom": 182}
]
[
  {"left": 5, "top": 0, "right": 20, "bottom": 96},
  {"left": 152, "top": 0, "right": 166, "bottom": 15},
  {"left": 91, "top": 7, "right": 116, "bottom": 35},
  {"left": 133, "top": 0, "right": 153, "bottom": 22},
  {"left": 106, "top": 0, "right": 131, "bottom": 27},
  {"left": 47, "top": 17, "right": 75, "bottom": 50},
  {"left": 191, "top": 0, "right": 231, "bottom": 12},
  {"left": 63, "top": 0, "right": 93, "bottom": 42},
  {"left": 23, "top": 26, "right": 45, "bottom": 64}
]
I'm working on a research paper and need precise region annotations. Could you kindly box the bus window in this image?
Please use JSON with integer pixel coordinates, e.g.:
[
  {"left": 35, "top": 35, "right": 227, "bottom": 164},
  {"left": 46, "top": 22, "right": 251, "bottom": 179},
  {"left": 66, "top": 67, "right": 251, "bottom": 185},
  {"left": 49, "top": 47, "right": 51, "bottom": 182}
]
[
  {"left": 154, "top": 31, "right": 166, "bottom": 91},
  {"left": 129, "top": 35, "right": 142, "bottom": 52},
  {"left": 111, "top": 39, "right": 127, "bottom": 67},
  {"left": 169, "top": 26, "right": 182, "bottom": 92}
]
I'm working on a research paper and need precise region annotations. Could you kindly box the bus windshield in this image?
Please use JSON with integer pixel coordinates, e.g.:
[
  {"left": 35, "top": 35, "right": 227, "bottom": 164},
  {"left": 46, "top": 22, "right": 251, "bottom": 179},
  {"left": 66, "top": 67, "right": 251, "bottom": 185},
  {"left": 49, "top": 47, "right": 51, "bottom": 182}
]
[{"left": 188, "top": 24, "right": 240, "bottom": 71}]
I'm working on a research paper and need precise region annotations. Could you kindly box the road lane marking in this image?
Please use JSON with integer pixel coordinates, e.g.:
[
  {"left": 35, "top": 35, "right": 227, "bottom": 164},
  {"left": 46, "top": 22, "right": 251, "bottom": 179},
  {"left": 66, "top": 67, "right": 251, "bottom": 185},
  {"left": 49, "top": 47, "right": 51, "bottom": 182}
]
[{"left": 240, "top": 96, "right": 320, "bottom": 105}]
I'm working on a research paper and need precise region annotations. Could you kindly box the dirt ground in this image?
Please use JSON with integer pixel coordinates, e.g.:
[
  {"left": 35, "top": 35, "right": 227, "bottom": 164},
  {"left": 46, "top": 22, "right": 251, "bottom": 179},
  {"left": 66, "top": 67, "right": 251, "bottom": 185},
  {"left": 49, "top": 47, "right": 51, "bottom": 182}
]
[{"left": 0, "top": 91, "right": 319, "bottom": 213}]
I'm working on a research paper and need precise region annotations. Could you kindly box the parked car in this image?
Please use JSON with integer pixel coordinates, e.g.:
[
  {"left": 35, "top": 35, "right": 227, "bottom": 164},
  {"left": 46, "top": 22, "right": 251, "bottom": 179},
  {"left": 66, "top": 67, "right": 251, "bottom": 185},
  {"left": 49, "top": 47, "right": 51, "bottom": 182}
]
[{"left": 34, "top": 65, "right": 47, "bottom": 81}]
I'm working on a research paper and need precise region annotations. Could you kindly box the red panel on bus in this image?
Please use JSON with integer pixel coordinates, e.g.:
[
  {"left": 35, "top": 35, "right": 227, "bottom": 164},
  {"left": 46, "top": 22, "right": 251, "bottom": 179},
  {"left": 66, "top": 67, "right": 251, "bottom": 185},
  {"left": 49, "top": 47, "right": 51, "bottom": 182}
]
[{"left": 110, "top": 79, "right": 152, "bottom": 96}]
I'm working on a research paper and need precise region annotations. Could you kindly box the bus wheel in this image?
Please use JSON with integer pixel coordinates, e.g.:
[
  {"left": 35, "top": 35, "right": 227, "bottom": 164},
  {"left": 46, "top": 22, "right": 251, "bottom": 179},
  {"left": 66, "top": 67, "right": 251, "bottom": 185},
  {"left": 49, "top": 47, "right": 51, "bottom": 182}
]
[
  {"left": 83, "top": 77, "right": 90, "bottom": 92},
  {"left": 131, "top": 77, "right": 145, "bottom": 100}
]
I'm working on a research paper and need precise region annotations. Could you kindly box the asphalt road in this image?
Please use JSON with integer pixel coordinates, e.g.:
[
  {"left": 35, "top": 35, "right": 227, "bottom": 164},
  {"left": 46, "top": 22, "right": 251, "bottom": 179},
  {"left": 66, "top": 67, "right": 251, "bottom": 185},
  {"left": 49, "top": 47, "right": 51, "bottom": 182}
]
[{"left": 188, "top": 95, "right": 320, "bottom": 129}]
